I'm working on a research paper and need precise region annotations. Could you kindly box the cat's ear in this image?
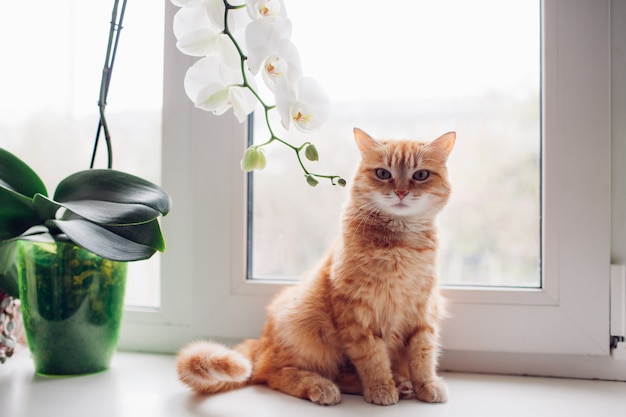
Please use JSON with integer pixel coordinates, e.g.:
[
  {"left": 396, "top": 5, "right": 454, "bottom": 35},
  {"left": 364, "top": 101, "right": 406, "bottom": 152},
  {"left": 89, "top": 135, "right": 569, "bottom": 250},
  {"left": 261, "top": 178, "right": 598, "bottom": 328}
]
[
  {"left": 354, "top": 128, "right": 380, "bottom": 156},
  {"left": 428, "top": 131, "right": 456, "bottom": 162}
]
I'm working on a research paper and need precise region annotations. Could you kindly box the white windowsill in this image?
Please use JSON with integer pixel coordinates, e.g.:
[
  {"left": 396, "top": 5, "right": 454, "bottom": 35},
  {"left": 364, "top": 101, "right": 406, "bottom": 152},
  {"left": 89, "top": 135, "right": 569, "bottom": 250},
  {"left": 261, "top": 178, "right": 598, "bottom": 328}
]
[{"left": 2, "top": 350, "right": 625, "bottom": 417}]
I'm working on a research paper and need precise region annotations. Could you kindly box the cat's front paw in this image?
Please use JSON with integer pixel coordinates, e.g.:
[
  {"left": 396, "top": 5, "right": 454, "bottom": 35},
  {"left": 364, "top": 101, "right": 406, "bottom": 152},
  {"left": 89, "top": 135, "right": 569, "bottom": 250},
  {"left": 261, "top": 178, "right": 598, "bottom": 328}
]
[
  {"left": 364, "top": 382, "right": 399, "bottom": 406},
  {"left": 309, "top": 381, "right": 341, "bottom": 405},
  {"left": 416, "top": 378, "right": 448, "bottom": 403},
  {"left": 395, "top": 376, "right": 415, "bottom": 400}
]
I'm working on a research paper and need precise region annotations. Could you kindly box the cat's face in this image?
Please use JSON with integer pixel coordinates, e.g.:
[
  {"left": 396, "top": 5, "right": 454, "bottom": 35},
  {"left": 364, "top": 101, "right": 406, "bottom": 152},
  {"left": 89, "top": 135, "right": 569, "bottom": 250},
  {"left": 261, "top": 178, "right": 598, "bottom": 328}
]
[{"left": 351, "top": 128, "right": 455, "bottom": 220}]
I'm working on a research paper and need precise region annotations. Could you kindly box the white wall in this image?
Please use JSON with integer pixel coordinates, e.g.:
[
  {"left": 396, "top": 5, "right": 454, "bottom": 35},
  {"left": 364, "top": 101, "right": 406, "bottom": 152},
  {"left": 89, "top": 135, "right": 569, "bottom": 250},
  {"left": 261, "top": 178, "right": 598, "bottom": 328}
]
[{"left": 612, "top": 0, "right": 626, "bottom": 265}]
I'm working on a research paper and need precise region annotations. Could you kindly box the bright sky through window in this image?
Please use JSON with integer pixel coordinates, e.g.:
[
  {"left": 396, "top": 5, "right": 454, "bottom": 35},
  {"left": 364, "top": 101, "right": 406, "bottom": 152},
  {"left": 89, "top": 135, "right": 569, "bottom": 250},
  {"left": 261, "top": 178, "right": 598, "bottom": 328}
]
[{"left": 250, "top": 0, "right": 541, "bottom": 287}]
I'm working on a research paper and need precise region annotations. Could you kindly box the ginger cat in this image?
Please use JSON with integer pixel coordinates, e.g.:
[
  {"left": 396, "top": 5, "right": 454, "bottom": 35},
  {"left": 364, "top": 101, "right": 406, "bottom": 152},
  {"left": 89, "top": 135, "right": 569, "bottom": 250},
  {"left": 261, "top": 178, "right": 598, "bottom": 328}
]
[{"left": 177, "top": 128, "right": 456, "bottom": 406}]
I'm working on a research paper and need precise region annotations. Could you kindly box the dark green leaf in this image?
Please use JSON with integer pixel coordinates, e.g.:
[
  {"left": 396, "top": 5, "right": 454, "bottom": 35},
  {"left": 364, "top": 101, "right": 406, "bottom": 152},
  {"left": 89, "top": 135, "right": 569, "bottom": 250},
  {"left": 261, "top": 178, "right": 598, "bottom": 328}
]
[
  {"left": 31, "top": 193, "right": 62, "bottom": 221},
  {"left": 103, "top": 219, "right": 166, "bottom": 252},
  {"left": 33, "top": 194, "right": 160, "bottom": 225},
  {"left": 50, "top": 218, "right": 161, "bottom": 262},
  {"left": 62, "top": 200, "right": 161, "bottom": 225},
  {"left": 54, "top": 169, "right": 171, "bottom": 216},
  {"left": 0, "top": 148, "right": 48, "bottom": 198},
  {"left": 0, "top": 187, "right": 40, "bottom": 240}
]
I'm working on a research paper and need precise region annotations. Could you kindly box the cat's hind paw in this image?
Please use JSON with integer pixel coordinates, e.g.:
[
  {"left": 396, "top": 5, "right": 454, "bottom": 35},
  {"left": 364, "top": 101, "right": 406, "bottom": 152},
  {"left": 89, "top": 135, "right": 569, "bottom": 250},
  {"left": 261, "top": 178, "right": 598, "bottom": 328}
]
[
  {"left": 416, "top": 378, "right": 448, "bottom": 403},
  {"left": 364, "top": 383, "right": 399, "bottom": 406}
]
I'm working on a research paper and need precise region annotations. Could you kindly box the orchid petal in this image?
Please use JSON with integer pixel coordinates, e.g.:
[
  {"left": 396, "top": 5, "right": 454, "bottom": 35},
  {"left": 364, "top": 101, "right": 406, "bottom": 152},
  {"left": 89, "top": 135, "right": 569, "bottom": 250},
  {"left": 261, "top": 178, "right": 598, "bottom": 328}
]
[
  {"left": 274, "top": 77, "right": 294, "bottom": 130},
  {"left": 216, "top": 2, "right": 252, "bottom": 31},
  {"left": 173, "top": 5, "right": 217, "bottom": 40},
  {"left": 261, "top": 38, "right": 301, "bottom": 92},
  {"left": 205, "top": 0, "right": 227, "bottom": 29},
  {"left": 215, "top": 34, "right": 242, "bottom": 69},
  {"left": 176, "top": 28, "right": 222, "bottom": 56},
  {"left": 245, "top": 0, "right": 287, "bottom": 21},
  {"left": 184, "top": 56, "right": 223, "bottom": 104},
  {"left": 278, "top": 39, "right": 302, "bottom": 78},
  {"left": 183, "top": 56, "right": 255, "bottom": 121},
  {"left": 173, "top": 6, "right": 235, "bottom": 59},
  {"left": 230, "top": 86, "right": 257, "bottom": 122},
  {"left": 171, "top": 0, "right": 207, "bottom": 8},
  {"left": 290, "top": 77, "right": 331, "bottom": 132},
  {"left": 245, "top": 18, "right": 292, "bottom": 74},
  {"left": 196, "top": 84, "right": 232, "bottom": 115}
]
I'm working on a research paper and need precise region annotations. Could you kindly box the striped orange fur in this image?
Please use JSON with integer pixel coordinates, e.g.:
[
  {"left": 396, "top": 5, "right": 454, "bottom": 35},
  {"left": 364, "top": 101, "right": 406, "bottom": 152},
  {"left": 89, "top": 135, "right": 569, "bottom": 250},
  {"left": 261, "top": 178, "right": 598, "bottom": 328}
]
[{"left": 177, "top": 128, "right": 456, "bottom": 406}]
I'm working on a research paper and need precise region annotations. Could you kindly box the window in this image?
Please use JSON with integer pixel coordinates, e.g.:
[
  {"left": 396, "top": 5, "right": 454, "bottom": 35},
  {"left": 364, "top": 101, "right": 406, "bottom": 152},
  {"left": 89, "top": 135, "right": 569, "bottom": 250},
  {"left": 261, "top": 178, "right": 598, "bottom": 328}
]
[
  {"left": 248, "top": 0, "right": 541, "bottom": 287},
  {"left": 125, "top": 0, "right": 626, "bottom": 380},
  {"left": 0, "top": 0, "right": 163, "bottom": 308}
]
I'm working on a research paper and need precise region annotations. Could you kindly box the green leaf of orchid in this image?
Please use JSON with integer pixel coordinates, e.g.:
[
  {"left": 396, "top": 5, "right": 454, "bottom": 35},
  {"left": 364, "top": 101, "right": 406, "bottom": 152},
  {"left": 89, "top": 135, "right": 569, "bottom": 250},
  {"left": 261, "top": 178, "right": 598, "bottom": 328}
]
[
  {"left": 49, "top": 218, "right": 164, "bottom": 262},
  {"left": 0, "top": 188, "right": 40, "bottom": 240},
  {"left": 62, "top": 200, "right": 162, "bottom": 225},
  {"left": 0, "top": 148, "right": 48, "bottom": 198},
  {"left": 31, "top": 193, "right": 61, "bottom": 221},
  {"left": 103, "top": 219, "right": 166, "bottom": 252},
  {"left": 0, "top": 149, "right": 47, "bottom": 239},
  {"left": 53, "top": 169, "right": 171, "bottom": 216},
  {"left": 33, "top": 194, "right": 161, "bottom": 226}
]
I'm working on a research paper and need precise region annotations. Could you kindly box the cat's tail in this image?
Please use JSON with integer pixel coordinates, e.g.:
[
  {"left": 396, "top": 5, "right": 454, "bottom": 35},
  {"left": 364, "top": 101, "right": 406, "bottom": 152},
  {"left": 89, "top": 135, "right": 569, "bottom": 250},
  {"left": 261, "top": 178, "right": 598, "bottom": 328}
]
[{"left": 176, "top": 339, "right": 257, "bottom": 394}]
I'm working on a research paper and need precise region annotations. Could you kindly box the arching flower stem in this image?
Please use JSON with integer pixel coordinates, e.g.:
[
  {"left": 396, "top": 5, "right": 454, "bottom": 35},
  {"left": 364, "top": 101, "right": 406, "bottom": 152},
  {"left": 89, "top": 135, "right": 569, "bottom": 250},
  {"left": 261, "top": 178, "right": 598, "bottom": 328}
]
[
  {"left": 221, "top": 0, "right": 344, "bottom": 186},
  {"left": 90, "top": 0, "right": 128, "bottom": 169}
]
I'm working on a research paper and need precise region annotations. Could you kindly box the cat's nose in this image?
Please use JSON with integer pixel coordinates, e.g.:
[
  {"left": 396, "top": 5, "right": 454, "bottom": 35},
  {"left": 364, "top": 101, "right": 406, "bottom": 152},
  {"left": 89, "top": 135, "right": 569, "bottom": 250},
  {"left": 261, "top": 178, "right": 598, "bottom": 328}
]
[{"left": 395, "top": 190, "right": 409, "bottom": 200}]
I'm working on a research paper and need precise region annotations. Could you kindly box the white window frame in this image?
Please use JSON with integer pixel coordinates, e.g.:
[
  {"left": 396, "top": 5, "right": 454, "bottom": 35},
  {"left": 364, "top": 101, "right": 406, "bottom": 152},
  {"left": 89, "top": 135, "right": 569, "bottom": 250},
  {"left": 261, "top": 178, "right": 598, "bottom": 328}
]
[{"left": 118, "top": 0, "right": 626, "bottom": 380}]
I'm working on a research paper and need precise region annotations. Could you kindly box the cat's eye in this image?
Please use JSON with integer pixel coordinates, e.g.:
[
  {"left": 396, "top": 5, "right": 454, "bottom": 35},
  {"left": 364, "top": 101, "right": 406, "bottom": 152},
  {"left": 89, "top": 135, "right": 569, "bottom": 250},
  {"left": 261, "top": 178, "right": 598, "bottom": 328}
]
[
  {"left": 413, "top": 170, "right": 430, "bottom": 181},
  {"left": 375, "top": 168, "right": 392, "bottom": 180}
]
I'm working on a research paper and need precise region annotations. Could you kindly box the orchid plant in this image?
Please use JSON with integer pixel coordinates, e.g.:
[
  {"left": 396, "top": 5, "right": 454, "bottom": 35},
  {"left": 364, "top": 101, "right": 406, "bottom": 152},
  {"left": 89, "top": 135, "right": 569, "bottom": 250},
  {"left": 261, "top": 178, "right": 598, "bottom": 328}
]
[
  {"left": 0, "top": 0, "right": 171, "bottom": 301},
  {"left": 171, "top": 0, "right": 345, "bottom": 187}
]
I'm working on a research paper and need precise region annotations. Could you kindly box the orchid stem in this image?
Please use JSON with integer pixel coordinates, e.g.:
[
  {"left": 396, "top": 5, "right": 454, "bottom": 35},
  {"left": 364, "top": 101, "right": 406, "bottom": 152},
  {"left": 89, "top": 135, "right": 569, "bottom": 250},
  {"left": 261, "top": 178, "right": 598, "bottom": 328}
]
[
  {"left": 222, "top": 0, "right": 345, "bottom": 186},
  {"left": 90, "top": 0, "right": 128, "bottom": 169}
]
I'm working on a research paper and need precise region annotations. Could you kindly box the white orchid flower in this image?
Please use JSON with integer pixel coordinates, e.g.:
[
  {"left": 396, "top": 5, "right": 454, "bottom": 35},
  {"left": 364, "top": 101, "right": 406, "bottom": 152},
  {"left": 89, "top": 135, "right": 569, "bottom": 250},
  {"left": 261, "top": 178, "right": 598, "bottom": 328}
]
[
  {"left": 172, "top": 0, "right": 251, "bottom": 29},
  {"left": 173, "top": 5, "right": 217, "bottom": 42},
  {"left": 171, "top": 0, "right": 341, "bottom": 184},
  {"left": 275, "top": 76, "right": 330, "bottom": 132},
  {"left": 184, "top": 56, "right": 257, "bottom": 122},
  {"left": 172, "top": 0, "right": 250, "bottom": 64},
  {"left": 171, "top": 0, "right": 206, "bottom": 7},
  {"left": 173, "top": 6, "right": 242, "bottom": 69},
  {"left": 245, "top": 0, "right": 287, "bottom": 21},
  {"left": 261, "top": 39, "right": 302, "bottom": 92},
  {"left": 245, "top": 18, "right": 293, "bottom": 75}
]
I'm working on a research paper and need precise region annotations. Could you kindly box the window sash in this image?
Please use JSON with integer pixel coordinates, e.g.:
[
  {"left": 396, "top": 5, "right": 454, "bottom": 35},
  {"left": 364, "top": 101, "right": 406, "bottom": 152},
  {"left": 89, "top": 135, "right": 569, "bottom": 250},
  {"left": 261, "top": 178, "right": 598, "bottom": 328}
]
[{"left": 119, "top": 0, "right": 625, "bottom": 380}]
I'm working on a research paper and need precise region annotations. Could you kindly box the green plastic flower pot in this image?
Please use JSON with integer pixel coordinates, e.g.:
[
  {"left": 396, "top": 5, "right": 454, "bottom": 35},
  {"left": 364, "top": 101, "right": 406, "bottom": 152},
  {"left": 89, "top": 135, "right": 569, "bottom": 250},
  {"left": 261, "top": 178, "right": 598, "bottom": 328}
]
[{"left": 16, "top": 240, "right": 127, "bottom": 376}]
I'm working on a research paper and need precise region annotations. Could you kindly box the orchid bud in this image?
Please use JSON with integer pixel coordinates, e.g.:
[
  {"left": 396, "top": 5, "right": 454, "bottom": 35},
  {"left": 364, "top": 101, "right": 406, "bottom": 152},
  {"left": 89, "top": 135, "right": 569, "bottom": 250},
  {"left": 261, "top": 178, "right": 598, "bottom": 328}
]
[
  {"left": 240, "top": 146, "right": 267, "bottom": 171},
  {"left": 337, "top": 178, "right": 347, "bottom": 187},
  {"left": 305, "top": 174, "right": 319, "bottom": 187},
  {"left": 304, "top": 144, "right": 319, "bottom": 161}
]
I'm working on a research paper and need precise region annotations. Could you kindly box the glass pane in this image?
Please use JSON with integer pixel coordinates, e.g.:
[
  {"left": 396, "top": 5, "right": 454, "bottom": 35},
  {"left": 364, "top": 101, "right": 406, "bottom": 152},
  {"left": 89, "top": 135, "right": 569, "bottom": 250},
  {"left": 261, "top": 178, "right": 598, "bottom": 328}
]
[
  {"left": 0, "top": 1, "right": 164, "bottom": 306},
  {"left": 249, "top": 0, "right": 540, "bottom": 287}
]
